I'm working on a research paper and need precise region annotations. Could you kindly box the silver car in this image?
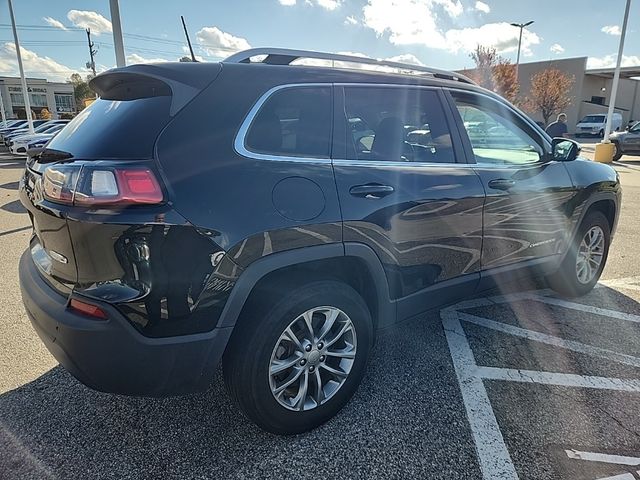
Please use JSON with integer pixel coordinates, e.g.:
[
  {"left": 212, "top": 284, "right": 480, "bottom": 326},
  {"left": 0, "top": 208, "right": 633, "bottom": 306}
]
[{"left": 611, "top": 121, "right": 640, "bottom": 160}]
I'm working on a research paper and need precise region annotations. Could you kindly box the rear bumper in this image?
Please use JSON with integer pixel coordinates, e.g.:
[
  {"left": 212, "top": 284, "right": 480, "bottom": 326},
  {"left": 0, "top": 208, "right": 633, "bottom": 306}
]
[{"left": 19, "top": 249, "right": 233, "bottom": 396}]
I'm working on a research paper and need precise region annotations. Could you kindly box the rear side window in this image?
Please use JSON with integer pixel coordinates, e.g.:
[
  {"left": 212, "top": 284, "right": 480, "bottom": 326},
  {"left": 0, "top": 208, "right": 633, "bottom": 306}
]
[
  {"left": 343, "top": 87, "right": 455, "bottom": 163},
  {"left": 245, "top": 86, "right": 332, "bottom": 158},
  {"left": 46, "top": 96, "right": 171, "bottom": 159}
]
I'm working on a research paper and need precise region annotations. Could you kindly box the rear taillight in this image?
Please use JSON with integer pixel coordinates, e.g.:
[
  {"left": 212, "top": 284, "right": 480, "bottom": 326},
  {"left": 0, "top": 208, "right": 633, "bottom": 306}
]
[{"left": 42, "top": 164, "right": 163, "bottom": 206}]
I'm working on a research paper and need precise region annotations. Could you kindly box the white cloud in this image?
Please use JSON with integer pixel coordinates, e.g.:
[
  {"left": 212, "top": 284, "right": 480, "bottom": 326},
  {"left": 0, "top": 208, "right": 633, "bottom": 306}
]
[
  {"left": 386, "top": 53, "right": 425, "bottom": 66},
  {"left": 345, "top": 15, "right": 358, "bottom": 25},
  {"left": 474, "top": 1, "right": 490, "bottom": 13},
  {"left": 67, "top": 10, "right": 112, "bottom": 35},
  {"left": 550, "top": 43, "right": 564, "bottom": 54},
  {"left": 195, "top": 26, "right": 251, "bottom": 58},
  {"left": 43, "top": 17, "right": 67, "bottom": 31},
  {"left": 278, "top": 0, "right": 296, "bottom": 5},
  {"left": 587, "top": 54, "right": 640, "bottom": 69},
  {"left": 0, "top": 42, "right": 78, "bottom": 82},
  {"left": 601, "top": 25, "right": 621, "bottom": 36},
  {"left": 362, "top": 1, "right": 531, "bottom": 55},
  {"left": 126, "top": 53, "right": 169, "bottom": 65},
  {"left": 316, "top": 0, "right": 343, "bottom": 9}
]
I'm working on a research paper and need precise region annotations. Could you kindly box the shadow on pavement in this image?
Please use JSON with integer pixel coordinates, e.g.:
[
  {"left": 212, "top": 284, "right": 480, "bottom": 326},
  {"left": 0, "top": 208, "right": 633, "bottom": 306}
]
[
  {"left": 0, "top": 181, "right": 19, "bottom": 190},
  {"left": 0, "top": 200, "right": 26, "bottom": 214},
  {"left": 0, "top": 311, "right": 481, "bottom": 480}
]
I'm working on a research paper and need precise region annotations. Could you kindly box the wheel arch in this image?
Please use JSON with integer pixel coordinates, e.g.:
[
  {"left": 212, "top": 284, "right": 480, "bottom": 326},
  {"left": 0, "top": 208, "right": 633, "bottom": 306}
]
[{"left": 217, "top": 242, "right": 395, "bottom": 331}]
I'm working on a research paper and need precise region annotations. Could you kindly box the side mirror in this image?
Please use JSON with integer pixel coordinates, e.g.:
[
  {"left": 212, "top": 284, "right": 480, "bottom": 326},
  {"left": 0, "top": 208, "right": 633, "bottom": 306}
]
[{"left": 552, "top": 138, "right": 581, "bottom": 162}]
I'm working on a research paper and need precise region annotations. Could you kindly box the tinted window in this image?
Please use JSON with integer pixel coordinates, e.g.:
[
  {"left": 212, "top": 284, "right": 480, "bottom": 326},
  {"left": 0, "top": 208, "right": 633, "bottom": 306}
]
[
  {"left": 343, "top": 87, "right": 455, "bottom": 163},
  {"left": 46, "top": 96, "right": 172, "bottom": 159},
  {"left": 452, "top": 92, "right": 543, "bottom": 166},
  {"left": 245, "top": 86, "right": 332, "bottom": 158}
]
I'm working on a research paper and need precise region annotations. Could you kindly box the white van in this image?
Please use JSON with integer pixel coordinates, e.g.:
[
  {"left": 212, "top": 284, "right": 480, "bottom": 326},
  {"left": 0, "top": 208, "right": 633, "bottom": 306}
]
[{"left": 575, "top": 113, "right": 623, "bottom": 137}]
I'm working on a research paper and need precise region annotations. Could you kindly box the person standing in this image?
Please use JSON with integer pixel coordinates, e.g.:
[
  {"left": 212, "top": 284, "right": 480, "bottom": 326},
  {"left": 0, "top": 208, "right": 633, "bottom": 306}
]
[{"left": 546, "top": 113, "right": 569, "bottom": 138}]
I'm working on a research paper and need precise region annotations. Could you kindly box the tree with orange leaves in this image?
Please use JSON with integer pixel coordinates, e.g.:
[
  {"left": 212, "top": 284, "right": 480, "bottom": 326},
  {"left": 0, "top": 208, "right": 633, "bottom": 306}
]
[
  {"left": 468, "top": 46, "right": 519, "bottom": 103},
  {"left": 524, "top": 69, "right": 575, "bottom": 126}
]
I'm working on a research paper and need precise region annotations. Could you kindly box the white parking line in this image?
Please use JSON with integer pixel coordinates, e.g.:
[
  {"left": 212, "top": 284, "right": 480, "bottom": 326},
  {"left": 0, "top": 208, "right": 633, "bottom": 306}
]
[
  {"left": 443, "top": 287, "right": 640, "bottom": 480},
  {"left": 565, "top": 450, "right": 640, "bottom": 466},
  {"left": 458, "top": 311, "right": 640, "bottom": 368},
  {"left": 442, "top": 310, "right": 519, "bottom": 480},
  {"left": 476, "top": 367, "right": 640, "bottom": 392}
]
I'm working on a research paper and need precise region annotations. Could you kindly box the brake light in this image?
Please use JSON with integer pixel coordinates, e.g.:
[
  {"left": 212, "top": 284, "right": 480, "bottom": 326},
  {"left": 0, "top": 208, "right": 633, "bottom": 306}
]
[
  {"left": 42, "top": 165, "right": 163, "bottom": 206},
  {"left": 69, "top": 298, "right": 108, "bottom": 320}
]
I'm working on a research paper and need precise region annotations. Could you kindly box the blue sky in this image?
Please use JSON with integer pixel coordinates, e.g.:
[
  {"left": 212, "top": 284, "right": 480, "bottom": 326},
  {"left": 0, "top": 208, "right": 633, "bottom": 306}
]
[{"left": 0, "top": 0, "right": 638, "bottom": 82}]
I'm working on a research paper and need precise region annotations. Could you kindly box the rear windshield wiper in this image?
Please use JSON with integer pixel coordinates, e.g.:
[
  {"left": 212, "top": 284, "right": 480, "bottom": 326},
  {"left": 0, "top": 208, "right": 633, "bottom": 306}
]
[{"left": 37, "top": 148, "right": 74, "bottom": 163}]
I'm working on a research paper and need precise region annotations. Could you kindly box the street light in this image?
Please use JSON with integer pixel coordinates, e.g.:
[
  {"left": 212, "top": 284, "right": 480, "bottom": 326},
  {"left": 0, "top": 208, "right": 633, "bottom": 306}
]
[{"left": 511, "top": 20, "right": 534, "bottom": 80}]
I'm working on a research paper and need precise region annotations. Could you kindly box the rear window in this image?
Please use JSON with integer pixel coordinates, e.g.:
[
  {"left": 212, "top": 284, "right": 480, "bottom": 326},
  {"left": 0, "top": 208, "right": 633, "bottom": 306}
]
[
  {"left": 244, "top": 86, "right": 332, "bottom": 158},
  {"left": 46, "top": 96, "right": 172, "bottom": 159}
]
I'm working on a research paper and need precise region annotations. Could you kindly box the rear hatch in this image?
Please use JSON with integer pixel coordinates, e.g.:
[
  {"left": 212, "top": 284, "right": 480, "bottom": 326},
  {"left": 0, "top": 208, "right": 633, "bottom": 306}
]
[{"left": 20, "top": 62, "right": 222, "bottom": 294}]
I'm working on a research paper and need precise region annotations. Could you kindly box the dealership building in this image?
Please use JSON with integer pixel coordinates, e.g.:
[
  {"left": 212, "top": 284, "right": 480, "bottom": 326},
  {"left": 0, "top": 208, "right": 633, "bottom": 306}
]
[
  {"left": 0, "top": 76, "right": 76, "bottom": 120},
  {"left": 459, "top": 57, "right": 640, "bottom": 133}
]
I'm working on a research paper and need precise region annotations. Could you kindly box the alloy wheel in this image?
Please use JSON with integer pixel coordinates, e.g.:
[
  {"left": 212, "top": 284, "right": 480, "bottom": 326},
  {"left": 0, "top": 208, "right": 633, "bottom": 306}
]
[
  {"left": 268, "top": 306, "right": 357, "bottom": 412},
  {"left": 576, "top": 226, "right": 605, "bottom": 284}
]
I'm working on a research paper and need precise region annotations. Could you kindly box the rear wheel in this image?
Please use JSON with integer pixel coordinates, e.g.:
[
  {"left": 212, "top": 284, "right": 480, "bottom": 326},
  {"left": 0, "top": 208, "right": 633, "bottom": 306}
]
[
  {"left": 223, "top": 281, "right": 373, "bottom": 435},
  {"left": 547, "top": 211, "right": 610, "bottom": 297}
]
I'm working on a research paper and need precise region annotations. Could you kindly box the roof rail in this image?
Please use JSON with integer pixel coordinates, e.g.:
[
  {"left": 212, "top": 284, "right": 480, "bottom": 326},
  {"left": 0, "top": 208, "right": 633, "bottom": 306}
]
[{"left": 224, "top": 48, "right": 476, "bottom": 85}]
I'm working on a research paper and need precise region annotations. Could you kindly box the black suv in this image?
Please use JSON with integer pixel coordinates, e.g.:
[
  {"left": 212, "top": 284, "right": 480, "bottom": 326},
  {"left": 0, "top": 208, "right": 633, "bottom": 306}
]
[{"left": 19, "top": 48, "right": 621, "bottom": 434}]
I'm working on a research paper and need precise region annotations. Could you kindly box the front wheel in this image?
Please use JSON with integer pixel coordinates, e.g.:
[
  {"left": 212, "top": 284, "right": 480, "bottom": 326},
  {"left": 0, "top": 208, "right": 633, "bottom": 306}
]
[
  {"left": 223, "top": 281, "right": 373, "bottom": 434},
  {"left": 547, "top": 211, "right": 611, "bottom": 297},
  {"left": 612, "top": 142, "right": 623, "bottom": 161}
]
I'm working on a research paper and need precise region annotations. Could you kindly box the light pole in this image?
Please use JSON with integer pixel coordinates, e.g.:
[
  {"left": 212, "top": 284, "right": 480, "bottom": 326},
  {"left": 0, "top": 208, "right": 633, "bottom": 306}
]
[
  {"left": 109, "top": 0, "right": 126, "bottom": 67},
  {"left": 595, "top": 0, "right": 632, "bottom": 163},
  {"left": 511, "top": 20, "right": 534, "bottom": 81}
]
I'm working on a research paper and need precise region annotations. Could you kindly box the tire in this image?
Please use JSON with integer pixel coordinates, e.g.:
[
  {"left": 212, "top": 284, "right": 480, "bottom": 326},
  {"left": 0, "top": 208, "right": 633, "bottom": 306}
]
[
  {"left": 223, "top": 280, "right": 373, "bottom": 435},
  {"left": 599, "top": 129, "right": 605, "bottom": 138},
  {"left": 547, "top": 211, "right": 611, "bottom": 297},
  {"left": 612, "top": 142, "right": 623, "bottom": 161}
]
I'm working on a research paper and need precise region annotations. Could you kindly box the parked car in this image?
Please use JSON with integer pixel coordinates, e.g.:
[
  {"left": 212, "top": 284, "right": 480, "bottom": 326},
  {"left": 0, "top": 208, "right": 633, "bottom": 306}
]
[
  {"left": 19, "top": 49, "right": 621, "bottom": 435},
  {"left": 575, "top": 113, "right": 622, "bottom": 138},
  {"left": 4, "top": 120, "right": 68, "bottom": 145},
  {"left": 610, "top": 121, "right": 640, "bottom": 160},
  {"left": 0, "top": 119, "right": 28, "bottom": 139},
  {"left": 9, "top": 124, "right": 66, "bottom": 155}
]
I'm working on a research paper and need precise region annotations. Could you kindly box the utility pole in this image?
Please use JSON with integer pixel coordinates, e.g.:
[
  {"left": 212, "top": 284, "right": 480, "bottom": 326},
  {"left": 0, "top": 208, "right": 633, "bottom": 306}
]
[
  {"left": 510, "top": 20, "right": 534, "bottom": 81},
  {"left": 109, "top": 0, "right": 126, "bottom": 67},
  {"left": 7, "top": 0, "right": 34, "bottom": 133},
  {"left": 181, "top": 16, "right": 197, "bottom": 62},
  {"left": 86, "top": 28, "right": 97, "bottom": 76}
]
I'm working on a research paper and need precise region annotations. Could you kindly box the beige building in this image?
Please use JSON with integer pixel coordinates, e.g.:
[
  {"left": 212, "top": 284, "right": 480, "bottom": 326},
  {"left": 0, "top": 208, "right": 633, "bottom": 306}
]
[
  {"left": 0, "top": 76, "right": 76, "bottom": 120},
  {"left": 460, "top": 57, "right": 640, "bottom": 133}
]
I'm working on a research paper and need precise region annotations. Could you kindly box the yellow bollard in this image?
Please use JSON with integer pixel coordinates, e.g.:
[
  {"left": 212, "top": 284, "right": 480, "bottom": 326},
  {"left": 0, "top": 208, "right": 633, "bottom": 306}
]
[{"left": 594, "top": 142, "right": 615, "bottom": 163}]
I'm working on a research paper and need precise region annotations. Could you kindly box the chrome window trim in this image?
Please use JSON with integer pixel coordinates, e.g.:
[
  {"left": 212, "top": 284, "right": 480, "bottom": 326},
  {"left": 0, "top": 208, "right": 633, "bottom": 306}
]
[
  {"left": 234, "top": 83, "right": 333, "bottom": 164},
  {"left": 235, "top": 82, "right": 469, "bottom": 167}
]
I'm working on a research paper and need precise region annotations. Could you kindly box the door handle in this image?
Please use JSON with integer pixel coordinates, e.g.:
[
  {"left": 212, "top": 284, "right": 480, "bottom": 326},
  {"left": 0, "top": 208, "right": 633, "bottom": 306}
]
[
  {"left": 488, "top": 178, "right": 516, "bottom": 191},
  {"left": 349, "top": 183, "right": 395, "bottom": 198}
]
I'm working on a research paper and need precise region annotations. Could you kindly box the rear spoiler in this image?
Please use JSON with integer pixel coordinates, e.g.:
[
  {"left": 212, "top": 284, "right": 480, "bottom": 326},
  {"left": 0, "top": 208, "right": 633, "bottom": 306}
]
[{"left": 89, "top": 62, "right": 223, "bottom": 116}]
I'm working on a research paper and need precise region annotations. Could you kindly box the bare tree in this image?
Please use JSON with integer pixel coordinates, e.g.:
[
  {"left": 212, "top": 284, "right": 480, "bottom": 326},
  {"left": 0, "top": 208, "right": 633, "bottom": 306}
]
[{"left": 525, "top": 69, "right": 574, "bottom": 125}]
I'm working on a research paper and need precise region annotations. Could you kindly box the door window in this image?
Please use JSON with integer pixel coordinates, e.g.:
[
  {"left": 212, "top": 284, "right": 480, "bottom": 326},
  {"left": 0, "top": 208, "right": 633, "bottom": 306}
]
[
  {"left": 245, "top": 86, "right": 332, "bottom": 158},
  {"left": 451, "top": 92, "right": 544, "bottom": 166},
  {"left": 343, "top": 87, "right": 456, "bottom": 163}
]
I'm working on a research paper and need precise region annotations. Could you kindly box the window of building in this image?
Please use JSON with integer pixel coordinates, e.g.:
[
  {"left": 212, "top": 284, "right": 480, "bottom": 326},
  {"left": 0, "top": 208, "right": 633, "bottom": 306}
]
[
  {"left": 30, "top": 93, "right": 48, "bottom": 107},
  {"left": 55, "top": 93, "right": 75, "bottom": 113},
  {"left": 245, "top": 86, "right": 332, "bottom": 158},
  {"left": 343, "top": 87, "right": 455, "bottom": 163},
  {"left": 9, "top": 93, "right": 23, "bottom": 105}
]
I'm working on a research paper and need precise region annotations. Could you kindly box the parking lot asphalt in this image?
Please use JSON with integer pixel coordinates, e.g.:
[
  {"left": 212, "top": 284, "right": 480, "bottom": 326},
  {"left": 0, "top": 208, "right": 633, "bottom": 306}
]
[{"left": 1, "top": 148, "right": 640, "bottom": 480}]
